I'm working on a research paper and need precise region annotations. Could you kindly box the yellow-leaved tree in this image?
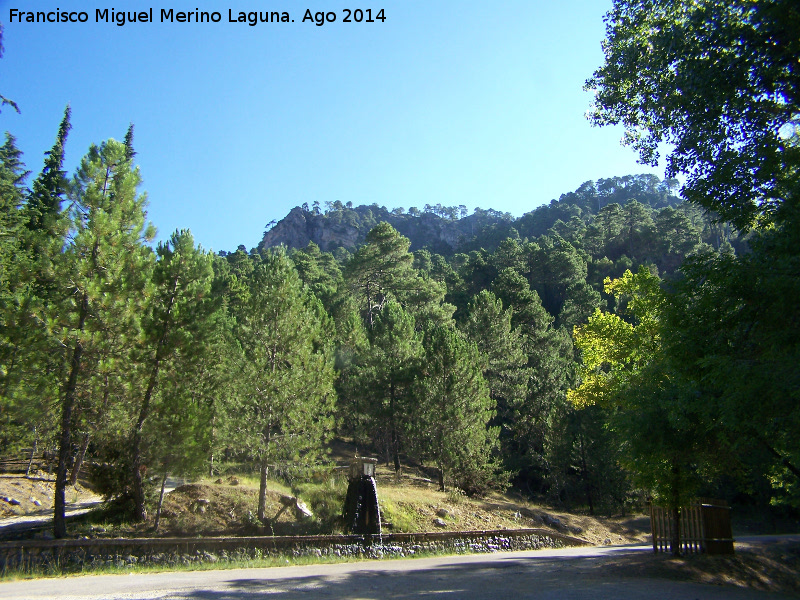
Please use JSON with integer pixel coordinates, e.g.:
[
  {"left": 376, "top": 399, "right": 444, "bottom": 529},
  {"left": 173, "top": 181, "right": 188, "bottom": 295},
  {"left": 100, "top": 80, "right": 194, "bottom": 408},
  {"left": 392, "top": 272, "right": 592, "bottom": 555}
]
[{"left": 569, "top": 266, "right": 724, "bottom": 556}]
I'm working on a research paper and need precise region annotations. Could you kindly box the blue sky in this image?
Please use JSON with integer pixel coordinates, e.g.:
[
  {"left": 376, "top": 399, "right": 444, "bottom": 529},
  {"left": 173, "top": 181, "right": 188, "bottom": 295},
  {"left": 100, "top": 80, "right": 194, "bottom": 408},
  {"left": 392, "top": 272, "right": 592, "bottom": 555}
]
[{"left": 1, "top": 1, "right": 664, "bottom": 252}]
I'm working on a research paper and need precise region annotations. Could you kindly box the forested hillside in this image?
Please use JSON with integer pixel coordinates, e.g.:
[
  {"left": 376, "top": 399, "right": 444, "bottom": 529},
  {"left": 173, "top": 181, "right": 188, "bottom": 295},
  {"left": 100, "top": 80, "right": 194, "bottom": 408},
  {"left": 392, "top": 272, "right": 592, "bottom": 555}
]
[
  {"left": 1, "top": 0, "right": 798, "bottom": 543},
  {"left": 258, "top": 174, "right": 709, "bottom": 259}
]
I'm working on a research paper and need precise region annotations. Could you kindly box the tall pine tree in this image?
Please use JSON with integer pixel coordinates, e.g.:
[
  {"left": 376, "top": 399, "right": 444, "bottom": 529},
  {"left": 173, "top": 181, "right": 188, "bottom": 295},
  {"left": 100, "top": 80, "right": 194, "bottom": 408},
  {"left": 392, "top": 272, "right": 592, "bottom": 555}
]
[
  {"left": 411, "top": 325, "right": 501, "bottom": 493},
  {"left": 130, "top": 229, "right": 214, "bottom": 521},
  {"left": 357, "top": 301, "right": 422, "bottom": 472},
  {"left": 52, "top": 138, "right": 154, "bottom": 537},
  {"left": 231, "top": 249, "right": 336, "bottom": 522}
]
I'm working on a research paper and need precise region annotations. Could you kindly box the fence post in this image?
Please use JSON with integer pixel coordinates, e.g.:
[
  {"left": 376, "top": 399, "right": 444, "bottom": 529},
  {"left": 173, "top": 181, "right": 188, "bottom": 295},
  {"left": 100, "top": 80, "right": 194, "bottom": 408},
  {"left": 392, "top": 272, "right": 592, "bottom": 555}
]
[{"left": 648, "top": 502, "right": 658, "bottom": 553}]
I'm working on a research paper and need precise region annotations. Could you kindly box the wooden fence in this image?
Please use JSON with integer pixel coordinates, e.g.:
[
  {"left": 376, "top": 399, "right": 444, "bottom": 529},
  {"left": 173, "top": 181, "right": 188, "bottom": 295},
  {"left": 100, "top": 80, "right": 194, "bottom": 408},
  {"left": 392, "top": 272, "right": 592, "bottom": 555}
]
[{"left": 649, "top": 498, "right": 734, "bottom": 555}]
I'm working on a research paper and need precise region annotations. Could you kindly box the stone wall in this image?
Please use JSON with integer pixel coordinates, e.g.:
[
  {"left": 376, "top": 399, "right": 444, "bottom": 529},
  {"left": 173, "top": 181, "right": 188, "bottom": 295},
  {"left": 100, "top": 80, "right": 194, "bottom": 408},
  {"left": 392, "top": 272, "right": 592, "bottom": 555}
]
[{"left": 0, "top": 528, "right": 586, "bottom": 574}]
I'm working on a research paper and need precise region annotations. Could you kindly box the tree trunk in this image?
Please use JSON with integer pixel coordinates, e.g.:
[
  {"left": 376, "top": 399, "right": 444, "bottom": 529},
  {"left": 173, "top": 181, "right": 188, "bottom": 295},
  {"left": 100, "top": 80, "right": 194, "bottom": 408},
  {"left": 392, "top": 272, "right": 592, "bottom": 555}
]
[
  {"left": 69, "top": 432, "right": 90, "bottom": 486},
  {"left": 132, "top": 273, "right": 179, "bottom": 522},
  {"left": 257, "top": 457, "right": 269, "bottom": 522},
  {"left": 438, "top": 467, "right": 445, "bottom": 492},
  {"left": 25, "top": 428, "right": 38, "bottom": 478},
  {"left": 579, "top": 430, "right": 594, "bottom": 516},
  {"left": 390, "top": 383, "right": 401, "bottom": 473},
  {"left": 670, "top": 463, "right": 681, "bottom": 556},
  {"left": 131, "top": 360, "right": 161, "bottom": 522},
  {"left": 671, "top": 505, "right": 681, "bottom": 556},
  {"left": 153, "top": 468, "right": 169, "bottom": 532},
  {"left": 55, "top": 315, "right": 87, "bottom": 539},
  {"left": 391, "top": 430, "right": 401, "bottom": 473}
]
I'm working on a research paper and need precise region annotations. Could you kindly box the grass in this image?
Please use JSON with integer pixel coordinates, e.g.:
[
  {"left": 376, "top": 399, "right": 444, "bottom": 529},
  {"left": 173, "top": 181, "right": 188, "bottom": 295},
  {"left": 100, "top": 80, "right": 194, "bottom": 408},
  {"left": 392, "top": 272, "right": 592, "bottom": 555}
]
[
  {"left": 0, "top": 543, "right": 456, "bottom": 582},
  {"left": 290, "top": 475, "right": 348, "bottom": 534},
  {"left": 379, "top": 498, "right": 418, "bottom": 532}
]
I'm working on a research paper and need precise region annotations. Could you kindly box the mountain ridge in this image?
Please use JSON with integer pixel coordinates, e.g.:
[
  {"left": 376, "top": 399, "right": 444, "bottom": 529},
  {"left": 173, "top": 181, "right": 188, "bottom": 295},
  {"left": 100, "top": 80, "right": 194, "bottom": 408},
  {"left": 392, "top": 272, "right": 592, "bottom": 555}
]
[{"left": 258, "top": 174, "right": 683, "bottom": 255}]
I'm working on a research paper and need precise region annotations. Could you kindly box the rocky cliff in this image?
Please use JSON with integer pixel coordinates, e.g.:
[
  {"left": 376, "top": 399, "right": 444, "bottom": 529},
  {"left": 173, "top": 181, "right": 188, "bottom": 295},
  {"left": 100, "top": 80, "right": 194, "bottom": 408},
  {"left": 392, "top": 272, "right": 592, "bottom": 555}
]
[{"left": 259, "top": 205, "right": 509, "bottom": 254}]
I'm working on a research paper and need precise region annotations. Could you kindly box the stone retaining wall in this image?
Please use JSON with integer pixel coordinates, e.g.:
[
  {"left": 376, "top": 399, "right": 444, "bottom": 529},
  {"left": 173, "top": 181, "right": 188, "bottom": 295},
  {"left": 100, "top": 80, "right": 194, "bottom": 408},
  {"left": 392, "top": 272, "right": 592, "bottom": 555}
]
[{"left": 0, "top": 528, "right": 587, "bottom": 573}]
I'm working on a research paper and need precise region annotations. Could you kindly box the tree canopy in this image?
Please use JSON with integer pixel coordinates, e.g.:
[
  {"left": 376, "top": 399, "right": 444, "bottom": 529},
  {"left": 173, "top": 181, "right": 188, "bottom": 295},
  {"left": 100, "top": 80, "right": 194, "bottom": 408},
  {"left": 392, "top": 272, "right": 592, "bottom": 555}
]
[{"left": 586, "top": 0, "right": 800, "bottom": 230}]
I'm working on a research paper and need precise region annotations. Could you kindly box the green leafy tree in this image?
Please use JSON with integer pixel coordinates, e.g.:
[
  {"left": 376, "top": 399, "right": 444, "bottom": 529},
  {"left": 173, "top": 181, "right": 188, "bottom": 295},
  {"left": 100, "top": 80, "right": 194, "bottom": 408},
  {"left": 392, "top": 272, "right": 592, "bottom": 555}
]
[
  {"left": 669, "top": 234, "right": 800, "bottom": 507},
  {"left": 585, "top": 0, "right": 800, "bottom": 230},
  {"left": 586, "top": 0, "right": 800, "bottom": 514},
  {"left": 570, "top": 267, "right": 720, "bottom": 553}
]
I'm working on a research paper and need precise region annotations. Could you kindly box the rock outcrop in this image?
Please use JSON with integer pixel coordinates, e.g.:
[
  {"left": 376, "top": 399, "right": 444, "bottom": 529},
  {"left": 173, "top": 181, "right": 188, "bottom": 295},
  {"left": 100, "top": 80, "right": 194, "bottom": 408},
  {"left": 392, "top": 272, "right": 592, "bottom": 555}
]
[{"left": 259, "top": 205, "right": 508, "bottom": 254}]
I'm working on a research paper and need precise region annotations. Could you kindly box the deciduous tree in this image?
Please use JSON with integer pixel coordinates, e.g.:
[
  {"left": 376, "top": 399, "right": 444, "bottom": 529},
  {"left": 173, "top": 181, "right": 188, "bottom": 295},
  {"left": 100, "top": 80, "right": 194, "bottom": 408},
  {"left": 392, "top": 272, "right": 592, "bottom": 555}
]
[{"left": 586, "top": 0, "right": 800, "bottom": 230}]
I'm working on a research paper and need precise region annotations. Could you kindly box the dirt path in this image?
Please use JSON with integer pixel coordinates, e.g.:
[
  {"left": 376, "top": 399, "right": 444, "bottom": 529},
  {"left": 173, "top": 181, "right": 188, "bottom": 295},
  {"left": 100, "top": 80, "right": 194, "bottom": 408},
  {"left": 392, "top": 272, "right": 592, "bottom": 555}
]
[
  {"left": 1, "top": 542, "right": 796, "bottom": 600},
  {"left": 0, "top": 498, "right": 102, "bottom": 535},
  {"left": 0, "top": 473, "right": 103, "bottom": 538},
  {"left": 0, "top": 475, "right": 193, "bottom": 538}
]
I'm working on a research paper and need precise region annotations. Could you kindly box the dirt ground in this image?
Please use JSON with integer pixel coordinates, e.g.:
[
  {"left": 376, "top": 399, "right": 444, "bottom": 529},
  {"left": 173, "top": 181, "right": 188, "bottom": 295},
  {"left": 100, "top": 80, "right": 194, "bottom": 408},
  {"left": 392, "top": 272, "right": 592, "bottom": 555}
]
[{"left": 0, "top": 471, "right": 100, "bottom": 519}]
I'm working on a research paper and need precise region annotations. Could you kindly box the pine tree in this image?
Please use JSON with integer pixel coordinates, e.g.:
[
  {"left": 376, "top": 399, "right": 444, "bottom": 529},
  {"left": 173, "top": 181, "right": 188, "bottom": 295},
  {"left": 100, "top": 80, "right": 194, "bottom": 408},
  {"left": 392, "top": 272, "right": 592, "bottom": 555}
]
[
  {"left": 344, "top": 223, "right": 449, "bottom": 328},
  {"left": 52, "top": 138, "right": 155, "bottom": 537},
  {"left": 123, "top": 123, "right": 136, "bottom": 161},
  {"left": 492, "top": 269, "right": 574, "bottom": 490},
  {"left": 0, "top": 133, "right": 33, "bottom": 450},
  {"left": 0, "top": 132, "right": 29, "bottom": 331},
  {"left": 291, "top": 242, "right": 342, "bottom": 310},
  {"left": 231, "top": 249, "right": 336, "bottom": 522},
  {"left": 411, "top": 325, "right": 501, "bottom": 493},
  {"left": 358, "top": 301, "right": 422, "bottom": 472},
  {"left": 462, "top": 290, "right": 527, "bottom": 411},
  {"left": 146, "top": 305, "right": 229, "bottom": 530},
  {"left": 130, "top": 229, "right": 214, "bottom": 521},
  {"left": 26, "top": 105, "right": 71, "bottom": 232},
  {"left": 4, "top": 111, "right": 73, "bottom": 406}
]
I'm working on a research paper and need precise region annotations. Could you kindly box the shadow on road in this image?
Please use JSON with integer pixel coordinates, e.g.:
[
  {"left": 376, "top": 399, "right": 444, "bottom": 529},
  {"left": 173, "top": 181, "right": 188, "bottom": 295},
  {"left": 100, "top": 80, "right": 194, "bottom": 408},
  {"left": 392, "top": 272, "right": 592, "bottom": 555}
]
[{"left": 171, "top": 548, "right": 798, "bottom": 600}]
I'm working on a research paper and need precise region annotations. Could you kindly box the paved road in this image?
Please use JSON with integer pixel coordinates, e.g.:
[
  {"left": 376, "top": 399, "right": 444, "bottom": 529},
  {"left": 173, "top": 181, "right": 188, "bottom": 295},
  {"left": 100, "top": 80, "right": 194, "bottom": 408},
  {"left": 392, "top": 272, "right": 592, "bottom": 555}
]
[{"left": 1, "top": 543, "right": 795, "bottom": 600}]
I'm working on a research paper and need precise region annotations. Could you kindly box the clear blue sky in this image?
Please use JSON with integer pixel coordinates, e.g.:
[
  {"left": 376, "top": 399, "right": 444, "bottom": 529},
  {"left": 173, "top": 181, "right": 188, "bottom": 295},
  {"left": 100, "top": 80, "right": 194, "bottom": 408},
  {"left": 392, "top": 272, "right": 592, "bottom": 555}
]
[{"left": 1, "top": 0, "right": 664, "bottom": 252}]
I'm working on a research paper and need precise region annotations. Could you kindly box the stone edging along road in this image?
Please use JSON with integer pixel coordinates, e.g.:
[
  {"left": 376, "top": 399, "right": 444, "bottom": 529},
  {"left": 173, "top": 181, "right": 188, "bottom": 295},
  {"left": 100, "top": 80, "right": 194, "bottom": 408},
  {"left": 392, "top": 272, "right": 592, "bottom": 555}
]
[{"left": 0, "top": 528, "right": 588, "bottom": 572}]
